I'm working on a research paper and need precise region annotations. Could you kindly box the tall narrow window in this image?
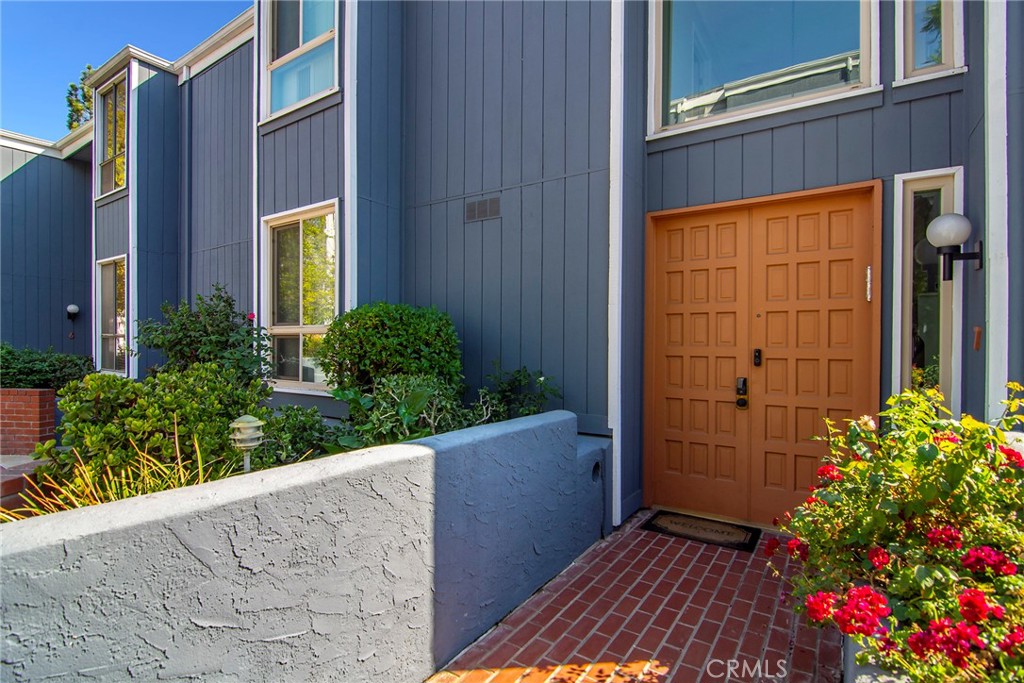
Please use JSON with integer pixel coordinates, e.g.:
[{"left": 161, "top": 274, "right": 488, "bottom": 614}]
[
  {"left": 99, "top": 77, "right": 127, "bottom": 194},
  {"left": 658, "top": 0, "right": 868, "bottom": 129},
  {"left": 267, "top": 0, "right": 336, "bottom": 115},
  {"left": 267, "top": 206, "right": 337, "bottom": 386},
  {"left": 900, "top": 0, "right": 961, "bottom": 80},
  {"left": 99, "top": 258, "right": 127, "bottom": 373},
  {"left": 901, "top": 175, "right": 955, "bottom": 393}
]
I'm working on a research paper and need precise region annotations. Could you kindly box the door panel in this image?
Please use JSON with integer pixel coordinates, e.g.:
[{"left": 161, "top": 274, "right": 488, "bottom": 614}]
[
  {"left": 645, "top": 186, "right": 877, "bottom": 526},
  {"left": 648, "top": 209, "right": 751, "bottom": 520}
]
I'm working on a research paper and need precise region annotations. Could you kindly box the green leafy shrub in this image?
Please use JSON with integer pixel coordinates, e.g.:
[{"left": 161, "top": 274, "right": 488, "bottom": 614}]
[
  {"left": 772, "top": 384, "right": 1024, "bottom": 682},
  {"left": 0, "top": 343, "right": 94, "bottom": 390},
  {"left": 2, "top": 441, "right": 236, "bottom": 523},
  {"left": 315, "top": 303, "right": 463, "bottom": 392},
  {"left": 250, "top": 405, "right": 341, "bottom": 470},
  {"left": 332, "top": 374, "right": 490, "bottom": 447},
  {"left": 483, "top": 363, "right": 562, "bottom": 421},
  {"left": 35, "top": 363, "right": 270, "bottom": 481},
  {"left": 136, "top": 285, "right": 269, "bottom": 383}
]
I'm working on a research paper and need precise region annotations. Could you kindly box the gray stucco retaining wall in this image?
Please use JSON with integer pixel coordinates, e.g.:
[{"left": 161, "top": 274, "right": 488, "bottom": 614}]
[{"left": 0, "top": 411, "right": 601, "bottom": 682}]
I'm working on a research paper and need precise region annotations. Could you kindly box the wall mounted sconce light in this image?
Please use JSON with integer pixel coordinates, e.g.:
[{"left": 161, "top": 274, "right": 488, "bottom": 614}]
[
  {"left": 925, "top": 213, "right": 983, "bottom": 281},
  {"left": 66, "top": 304, "right": 80, "bottom": 321}
]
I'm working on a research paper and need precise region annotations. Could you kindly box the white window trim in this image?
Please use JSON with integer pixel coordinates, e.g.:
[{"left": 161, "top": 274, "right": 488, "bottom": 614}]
[
  {"left": 647, "top": 0, "right": 880, "bottom": 137},
  {"left": 93, "top": 70, "right": 129, "bottom": 200},
  {"left": 891, "top": 166, "right": 963, "bottom": 416},
  {"left": 258, "top": 0, "right": 340, "bottom": 122},
  {"left": 94, "top": 254, "right": 130, "bottom": 377},
  {"left": 894, "top": 0, "right": 965, "bottom": 87},
  {"left": 260, "top": 198, "right": 342, "bottom": 392}
]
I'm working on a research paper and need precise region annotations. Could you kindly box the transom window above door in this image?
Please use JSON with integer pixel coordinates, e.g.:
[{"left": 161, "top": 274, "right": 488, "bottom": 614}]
[
  {"left": 265, "top": 0, "right": 337, "bottom": 116},
  {"left": 655, "top": 0, "right": 871, "bottom": 130}
]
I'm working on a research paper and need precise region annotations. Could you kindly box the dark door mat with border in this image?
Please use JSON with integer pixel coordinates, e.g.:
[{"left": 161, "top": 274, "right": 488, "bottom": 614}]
[{"left": 641, "top": 511, "right": 762, "bottom": 552}]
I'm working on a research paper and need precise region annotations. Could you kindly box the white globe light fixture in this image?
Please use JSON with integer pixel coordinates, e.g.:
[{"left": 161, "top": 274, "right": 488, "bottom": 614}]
[{"left": 925, "top": 213, "right": 982, "bottom": 281}]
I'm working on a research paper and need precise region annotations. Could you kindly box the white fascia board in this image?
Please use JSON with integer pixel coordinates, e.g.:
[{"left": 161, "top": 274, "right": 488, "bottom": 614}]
[
  {"left": 0, "top": 130, "right": 59, "bottom": 158},
  {"left": 57, "top": 121, "right": 94, "bottom": 158},
  {"left": 87, "top": 46, "right": 173, "bottom": 89},
  {"left": 175, "top": 6, "right": 255, "bottom": 83}
]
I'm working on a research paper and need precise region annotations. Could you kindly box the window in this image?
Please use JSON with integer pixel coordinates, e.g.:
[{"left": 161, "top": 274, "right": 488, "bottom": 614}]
[
  {"left": 897, "top": 173, "right": 958, "bottom": 395},
  {"left": 98, "top": 258, "right": 127, "bottom": 373},
  {"left": 98, "top": 76, "right": 127, "bottom": 194},
  {"left": 898, "top": 0, "right": 962, "bottom": 81},
  {"left": 266, "top": 205, "right": 337, "bottom": 387},
  {"left": 656, "top": 0, "right": 870, "bottom": 129},
  {"left": 266, "top": 0, "right": 336, "bottom": 115}
]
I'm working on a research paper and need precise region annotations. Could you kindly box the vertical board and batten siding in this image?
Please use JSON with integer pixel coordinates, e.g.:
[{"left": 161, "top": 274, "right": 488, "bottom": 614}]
[
  {"left": 355, "top": 0, "right": 402, "bottom": 305},
  {"left": 94, "top": 195, "right": 129, "bottom": 261},
  {"left": 643, "top": 1, "right": 990, "bottom": 415},
  {"left": 183, "top": 41, "right": 255, "bottom": 311},
  {"left": 1008, "top": 1, "right": 1024, "bottom": 388},
  {"left": 134, "top": 63, "right": 181, "bottom": 374},
  {"left": 0, "top": 147, "right": 92, "bottom": 355},
  {"left": 401, "top": 1, "right": 612, "bottom": 436}
]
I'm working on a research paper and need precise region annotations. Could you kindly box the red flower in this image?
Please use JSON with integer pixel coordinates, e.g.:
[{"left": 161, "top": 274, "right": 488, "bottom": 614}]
[
  {"left": 907, "top": 630, "right": 934, "bottom": 659},
  {"left": 999, "top": 445, "right": 1024, "bottom": 468},
  {"left": 804, "top": 496, "right": 825, "bottom": 506},
  {"left": 958, "top": 588, "right": 1005, "bottom": 623},
  {"left": 832, "top": 586, "right": 891, "bottom": 637},
  {"left": 926, "top": 526, "right": 963, "bottom": 550},
  {"left": 247, "top": 312, "right": 256, "bottom": 321},
  {"left": 805, "top": 591, "right": 838, "bottom": 622},
  {"left": 787, "top": 538, "right": 809, "bottom": 562},
  {"left": 908, "top": 618, "right": 986, "bottom": 668},
  {"left": 961, "top": 546, "right": 1017, "bottom": 575},
  {"left": 934, "top": 431, "right": 961, "bottom": 445},
  {"left": 817, "top": 464, "right": 843, "bottom": 482},
  {"left": 999, "top": 626, "right": 1024, "bottom": 655},
  {"left": 763, "top": 537, "right": 781, "bottom": 558},
  {"left": 868, "top": 547, "right": 891, "bottom": 569}
]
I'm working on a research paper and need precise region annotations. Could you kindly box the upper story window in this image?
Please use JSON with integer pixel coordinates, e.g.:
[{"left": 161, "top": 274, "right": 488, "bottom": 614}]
[
  {"left": 897, "top": 0, "right": 963, "bottom": 82},
  {"left": 656, "top": 0, "right": 870, "bottom": 131},
  {"left": 265, "top": 202, "right": 338, "bottom": 388},
  {"left": 266, "top": 0, "right": 337, "bottom": 116},
  {"left": 98, "top": 76, "right": 127, "bottom": 194}
]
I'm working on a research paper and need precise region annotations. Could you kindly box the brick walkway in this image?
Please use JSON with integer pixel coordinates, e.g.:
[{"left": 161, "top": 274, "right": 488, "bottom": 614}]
[{"left": 427, "top": 511, "right": 841, "bottom": 683}]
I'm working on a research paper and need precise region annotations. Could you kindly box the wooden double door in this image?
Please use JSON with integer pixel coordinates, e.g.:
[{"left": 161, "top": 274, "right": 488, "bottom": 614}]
[{"left": 644, "top": 184, "right": 880, "bottom": 526}]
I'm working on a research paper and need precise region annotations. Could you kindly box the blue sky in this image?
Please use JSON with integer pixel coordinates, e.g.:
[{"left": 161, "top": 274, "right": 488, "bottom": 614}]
[{"left": 1, "top": 0, "right": 250, "bottom": 141}]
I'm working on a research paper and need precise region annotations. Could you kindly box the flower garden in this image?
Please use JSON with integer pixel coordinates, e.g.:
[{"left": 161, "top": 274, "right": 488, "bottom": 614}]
[{"left": 771, "top": 384, "right": 1024, "bottom": 681}]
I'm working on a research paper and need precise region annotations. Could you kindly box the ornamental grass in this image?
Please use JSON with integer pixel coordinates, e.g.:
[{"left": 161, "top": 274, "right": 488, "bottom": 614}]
[{"left": 771, "top": 383, "right": 1024, "bottom": 682}]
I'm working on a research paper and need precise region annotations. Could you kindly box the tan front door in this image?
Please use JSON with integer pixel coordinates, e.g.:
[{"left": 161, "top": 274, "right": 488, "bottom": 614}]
[{"left": 644, "top": 183, "right": 880, "bottom": 526}]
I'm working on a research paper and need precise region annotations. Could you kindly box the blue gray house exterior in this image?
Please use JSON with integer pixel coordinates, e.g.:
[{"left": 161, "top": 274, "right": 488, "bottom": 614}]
[{"left": 1, "top": 0, "right": 1020, "bottom": 526}]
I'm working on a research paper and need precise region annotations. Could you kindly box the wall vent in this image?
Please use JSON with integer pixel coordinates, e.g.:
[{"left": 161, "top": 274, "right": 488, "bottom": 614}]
[{"left": 465, "top": 197, "right": 500, "bottom": 223}]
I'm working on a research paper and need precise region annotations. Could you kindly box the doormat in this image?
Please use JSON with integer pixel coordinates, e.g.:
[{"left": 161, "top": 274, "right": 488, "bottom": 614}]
[{"left": 641, "top": 511, "right": 761, "bottom": 552}]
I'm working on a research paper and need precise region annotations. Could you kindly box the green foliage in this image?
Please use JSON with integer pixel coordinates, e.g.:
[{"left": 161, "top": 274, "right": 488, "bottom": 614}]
[
  {"left": 315, "top": 303, "right": 463, "bottom": 392},
  {"left": 34, "top": 363, "right": 270, "bottom": 482},
  {"left": 774, "top": 383, "right": 1024, "bottom": 682},
  {"left": 136, "top": 285, "right": 269, "bottom": 383},
  {"left": 0, "top": 343, "right": 94, "bottom": 390},
  {"left": 249, "top": 405, "right": 341, "bottom": 470},
  {"left": 66, "top": 65, "right": 94, "bottom": 131},
  {"left": 483, "top": 363, "right": 562, "bottom": 421},
  {"left": 1, "top": 441, "right": 236, "bottom": 523},
  {"left": 331, "top": 374, "right": 491, "bottom": 448}
]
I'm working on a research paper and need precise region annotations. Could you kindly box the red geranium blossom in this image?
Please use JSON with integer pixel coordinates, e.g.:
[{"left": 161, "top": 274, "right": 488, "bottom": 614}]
[
  {"left": 787, "top": 538, "right": 809, "bottom": 562},
  {"left": 999, "top": 626, "right": 1024, "bottom": 656},
  {"left": 817, "top": 464, "right": 843, "bottom": 482},
  {"left": 804, "top": 496, "right": 825, "bottom": 506},
  {"left": 908, "top": 618, "right": 986, "bottom": 669},
  {"left": 763, "top": 537, "right": 781, "bottom": 558},
  {"left": 868, "top": 547, "right": 891, "bottom": 569},
  {"left": 961, "top": 546, "right": 1018, "bottom": 576},
  {"left": 999, "top": 445, "right": 1024, "bottom": 468},
  {"left": 247, "top": 312, "right": 256, "bottom": 321},
  {"left": 832, "top": 586, "right": 891, "bottom": 637},
  {"left": 934, "top": 431, "right": 960, "bottom": 445},
  {"left": 958, "top": 588, "right": 1005, "bottom": 623},
  {"left": 926, "top": 526, "right": 963, "bottom": 550},
  {"left": 805, "top": 591, "right": 838, "bottom": 622}
]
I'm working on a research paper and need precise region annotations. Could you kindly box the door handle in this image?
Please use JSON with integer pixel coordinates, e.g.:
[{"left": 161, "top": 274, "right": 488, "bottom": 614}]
[{"left": 736, "top": 377, "right": 748, "bottom": 408}]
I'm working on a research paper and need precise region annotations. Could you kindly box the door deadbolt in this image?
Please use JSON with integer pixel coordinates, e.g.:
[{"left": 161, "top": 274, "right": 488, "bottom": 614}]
[{"left": 736, "top": 376, "right": 748, "bottom": 408}]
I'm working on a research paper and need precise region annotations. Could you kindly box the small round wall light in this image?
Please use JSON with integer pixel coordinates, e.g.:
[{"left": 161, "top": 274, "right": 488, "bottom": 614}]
[
  {"left": 925, "top": 213, "right": 983, "bottom": 281},
  {"left": 66, "top": 304, "right": 80, "bottom": 321}
]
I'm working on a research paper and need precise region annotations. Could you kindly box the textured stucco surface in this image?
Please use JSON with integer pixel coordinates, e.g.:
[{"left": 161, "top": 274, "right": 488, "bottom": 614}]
[{"left": 0, "top": 411, "right": 600, "bottom": 682}]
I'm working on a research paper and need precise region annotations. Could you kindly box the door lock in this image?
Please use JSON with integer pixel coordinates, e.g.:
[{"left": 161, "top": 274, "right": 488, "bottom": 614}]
[{"left": 736, "top": 377, "right": 748, "bottom": 409}]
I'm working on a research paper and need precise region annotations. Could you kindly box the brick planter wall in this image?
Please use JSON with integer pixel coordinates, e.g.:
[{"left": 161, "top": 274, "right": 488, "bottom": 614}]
[{"left": 0, "top": 389, "right": 56, "bottom": 455}]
